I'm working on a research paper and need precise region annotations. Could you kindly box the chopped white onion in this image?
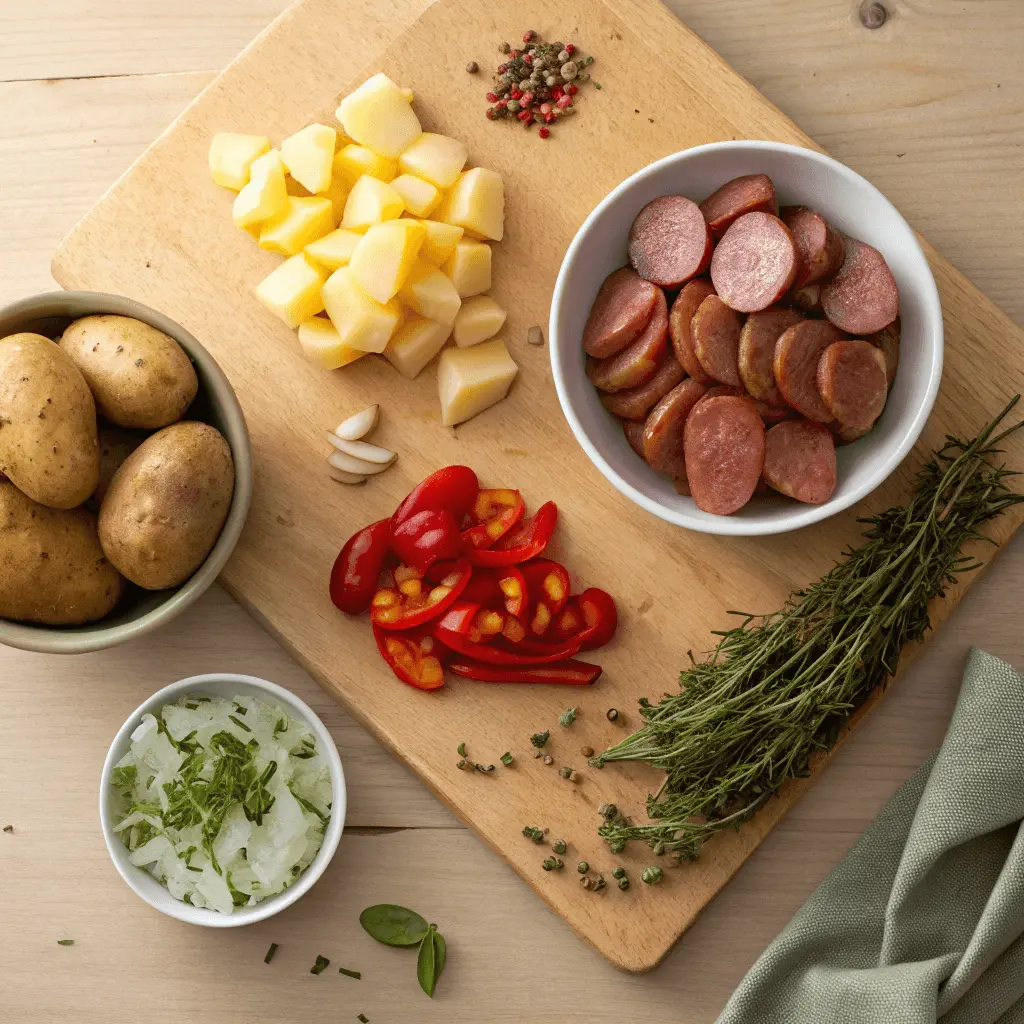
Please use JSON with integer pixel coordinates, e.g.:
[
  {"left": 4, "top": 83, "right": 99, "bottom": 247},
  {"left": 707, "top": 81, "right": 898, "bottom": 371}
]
[{"left": 334, "top": 405, "right": 379, "bottom": 441}]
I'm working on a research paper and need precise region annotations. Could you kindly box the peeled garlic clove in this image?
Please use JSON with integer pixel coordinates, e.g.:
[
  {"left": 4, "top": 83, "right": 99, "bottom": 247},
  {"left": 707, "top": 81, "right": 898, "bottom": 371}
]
[
  {"left": 327, "top": 449, "right": 393, "bottom": 476},
  {"left": 325, "top": 433, "right": 395, "bottom": 465},
  {"left": 329, "top": 466, "right": 366, "bottom": 485},
  {"left": 335, "top": 405, "right": 379, "bottom": 441}
]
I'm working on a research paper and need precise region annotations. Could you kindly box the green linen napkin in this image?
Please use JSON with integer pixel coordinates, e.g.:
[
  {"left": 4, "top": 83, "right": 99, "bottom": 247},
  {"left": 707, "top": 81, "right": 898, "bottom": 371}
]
[{"left": 717, "top": 648, "right": 1024, "bottom": 1024}]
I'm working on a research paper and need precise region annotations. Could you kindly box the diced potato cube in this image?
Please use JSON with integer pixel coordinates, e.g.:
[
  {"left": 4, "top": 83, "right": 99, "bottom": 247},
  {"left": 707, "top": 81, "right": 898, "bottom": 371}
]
[
  {"left": 398, "top": 133, "right": 468, "bottom": 189},
  {"left": 399, "top": 259, "right": 462, "bottom": 326},
  {"left": 445, "top": 167, "right": 504, "bottom": 241},
  {"left": 437, "top": 339, "right": 518, "bottom": 426},
  {"left": 384, "top": 316, "right": 452, "bottom": 379},
  {"left": 415, "top": 219, "right": 464, "bottom": 264},
  {"left": 305, "top": 228, "right": 363, "bottom": 270},
  {"left": 333, "top": 144, "right": 398, "bottom": 188},
  {"left": 322, "top": 266, "right": 402, "bottom": 353},
  {"left": 432, "top": 188, "right": 454, "bottom": 225},
  {"left": 259, "top": 196, "right": 334, "bottom": 256},
  {"left": 280, "top": 123, "right": 336, "bottom": 194},
  {"left": 444, "top": 241, "right": 492, "bottom": 298},
  {"left": 453, "top": 295, "right": 507, "bottom": 348},
  {"left": 348, "top": 220, "right": 426, "bottom": 303},
  {"left": 336, "top": 73, "right": 423, "bottom": 158},
  {"left": 389, "top": 174, "right": 440, "bottom": 218},
  {"left": 232, "top": 150, "right": 288, "bottom": 228},
  {"left": 297, "top": 317, "right": 369, "bottom": 370},
  {"left": 209, "top": 133, "right": 271, "bottom": 190},
  {"left": 255, "top": 253, "right": 326, "bottom": 329},
  {"left": 290, "top": 174, "right": 350, "bottom": 225},
  {"left": 341, "top": 175, "right": 405, "bottom": 231}
]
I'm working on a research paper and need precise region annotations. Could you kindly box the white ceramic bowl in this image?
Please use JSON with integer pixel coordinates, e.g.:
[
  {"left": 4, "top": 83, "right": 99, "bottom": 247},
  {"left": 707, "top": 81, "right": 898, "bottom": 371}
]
[
  {"left": 100, "top": 673, "right": 345, "bottom": 927},
  {"left": 550, "top": 141, "right": 943, "bottom": 536}
]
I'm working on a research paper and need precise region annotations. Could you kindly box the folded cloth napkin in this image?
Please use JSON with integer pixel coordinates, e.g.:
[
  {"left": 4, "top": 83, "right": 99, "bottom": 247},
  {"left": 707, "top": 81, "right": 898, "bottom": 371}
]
[{"left": 717, "top": 648, "right": 1024, "bottom": 1024}]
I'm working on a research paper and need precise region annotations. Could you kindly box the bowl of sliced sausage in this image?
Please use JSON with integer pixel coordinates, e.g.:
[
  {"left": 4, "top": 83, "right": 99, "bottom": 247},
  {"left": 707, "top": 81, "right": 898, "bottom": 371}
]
[{"left": 549, "top": 141, "right": 942, "bottom": 535}]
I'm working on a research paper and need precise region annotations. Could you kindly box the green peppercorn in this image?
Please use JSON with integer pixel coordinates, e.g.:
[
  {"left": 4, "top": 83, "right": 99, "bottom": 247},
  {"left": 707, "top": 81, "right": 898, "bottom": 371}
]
[
  {"left": 612, "top": 867, "right": 626, "bottom": 880},
  {"left": 552, "top": 839, "right": 567, "bottom": 855},
  {"left": 606, "top": 708, "right": 619, "bottom": 721},
  {"left": 507, "top": 99, "right": 521, "bottom": 114},
  {"left": 558, "top": 766, "right": 572, "bottom": 779},
  {"left": 542, "top": 856, "right": 563, "bottom": 871},
  {"left": 641, "top": 866, "right": 664, "bottom": 885},
  {"left": 618, "top": 877, "right": 630, "bottom": 891},
  {"left": 522, "top": 826, "right": 545, "bottom": 843},
  {"left": 592, "top": 873, "right": 606, "bottom": 891},
  {"left": 577, "top": 861, "right": 589, "bottom": 874}
]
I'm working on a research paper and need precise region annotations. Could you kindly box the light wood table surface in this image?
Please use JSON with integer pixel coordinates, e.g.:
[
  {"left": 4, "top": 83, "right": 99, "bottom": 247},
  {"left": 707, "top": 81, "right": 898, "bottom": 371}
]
[{"left": 2, "top": 2, "right": 1023, "bottom": 1021}]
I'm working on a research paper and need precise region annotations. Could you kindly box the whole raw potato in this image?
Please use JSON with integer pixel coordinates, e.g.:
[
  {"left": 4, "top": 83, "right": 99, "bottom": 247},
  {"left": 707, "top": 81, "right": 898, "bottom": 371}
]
[
  {"left": 0, "top": 332, "right": 99, "bottom": 508},
  {"left": 89, "top": 425, "right": 147, "bottom": 509},
  {"left": 0, "top": 480, "right": 124, "bottom": 625},
  {"left": 98, "top": 420, "right": 234, "bottom": 590},
  {"left": 59, "top": 315, "right": 199, "bottom": 429}
]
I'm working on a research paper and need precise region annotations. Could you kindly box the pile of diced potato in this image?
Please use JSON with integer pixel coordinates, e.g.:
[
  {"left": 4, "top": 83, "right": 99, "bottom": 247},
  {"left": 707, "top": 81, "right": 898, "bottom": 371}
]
[{"left": 208, "top": 73, "right": 517, "bottom": 427}]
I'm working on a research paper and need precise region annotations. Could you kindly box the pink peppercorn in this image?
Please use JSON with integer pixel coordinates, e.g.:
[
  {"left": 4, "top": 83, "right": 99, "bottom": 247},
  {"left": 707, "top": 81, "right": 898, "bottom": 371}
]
[
  {"left": 521, "top": 91, "right": 534, "bottom": 105},
  {"left": 538, "top": 102, "right": 552, "bottom": 115},
  {"left": 510, "top": 88, "right": 523, "bottom": 100},
  {"left": 544, "top": 112, "right": 557, "bottom": 124},
  {"left": 556, "top": 94, "right": 573, "bottom": 108},
  {"left": 495, "top": 98, "right": 508, "bottom": 108},
  {"left": 565, "top": 43, "right": 576, "bottom": 55},
  {"left": 568, "top": 84, "right": 578, "bottom": 95},
  {"left": 486, "top": 91, "right": 498, "bottom": 102},
  {"left": 552, "top": 85, "right": 564, "bottom": 100},
  {"left": 539, "top": 127, "right": 551, "bottom": 138}
]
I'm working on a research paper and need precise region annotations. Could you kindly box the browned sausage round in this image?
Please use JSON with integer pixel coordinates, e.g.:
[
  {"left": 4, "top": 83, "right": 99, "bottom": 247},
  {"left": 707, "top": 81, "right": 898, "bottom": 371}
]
[
  {"left": 821, "top": 237, "right": 899, "bottom": 335},
  {"left": 699, "top": 384, "right": 790, "bottom": 425},
  {"left": 684, "top": 396, "right": 765, "bottom": 515},
  {"left": 699, "top": 174, "right": 777, "bottom": 236},
  {"left": 623, "top": 419, "right": 647, "bottom": 458},
  {"left": 691, "top": 295, "right": 743, "bottom": 386},
  {"left": 774, "top": 320, "right": 846, "bottom": 421},
  {"left": 710, "top": 212, "right": 799, "bottom": 312},
  {"left": 582, "top": 267, "right": 658, "bottom": 358},
  {"left": 668, "top": 279, "right": 716, "bottom": 384},
  {"left": 817, "top": 339, "right": 888, "bottom": 431},
  {"left": 628, "top": 196, "right": 713, "bottom": 288},
  {"left": 600, "top": 353, "right": 686, "bottom": 420},
  {"left": 779, "top": 206, "right": 844, "bottom": 288},
  {"left": 787, "top": 282, "right": 823, "bottom": 315},
  {"left": 868, "top": 317, "right": 900, "bottom": 391},
  {"left": 587, "top": 288, "right": 668, "bottom": 392},
  {"left": 673, "top": 476, "right": 692, "bottom": 497},
  {"left": 738, "top": 307, "right": 804, "bottom": 405},
  {"left": 642, "top": 379, "right": 708, "bottom": 476},
  {"left": 831, "top": 421, "right": 871, "bottom": 446},
  {"left": 763, "top": 420, "right": 837, "bottom": 504}
]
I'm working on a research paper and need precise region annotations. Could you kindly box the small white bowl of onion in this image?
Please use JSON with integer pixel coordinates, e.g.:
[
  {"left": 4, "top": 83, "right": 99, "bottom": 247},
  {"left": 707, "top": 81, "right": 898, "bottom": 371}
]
[{"left": 100, "top": 672, "right": 345, "bottom": 927}]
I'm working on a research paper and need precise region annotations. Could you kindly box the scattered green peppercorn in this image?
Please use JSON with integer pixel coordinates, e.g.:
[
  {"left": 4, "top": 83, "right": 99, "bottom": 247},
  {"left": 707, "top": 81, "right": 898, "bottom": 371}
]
[
  {"left": 618, "top": 877, "right": 630, "bottom": 891},
  {"left": 592, "top": 873, "right": 607, "bottom": 891},
  {"left": 552, "top": 839, "right": 567, "bottom": 855},
  {"left": 530, "top": 731, "right": 550, "bottom": 748},
  {"left": 606, "top": 708, "right": 618, "bottom": 721},
  {"left": 577, "top": 861, "right": 590, "bottom": 874},
  {"left": 559, "top": 707, "right": 578, "bottom": 727},
  {"left": 611, "top": 867, "right": 626, "bottom": 880},
  {"left": 580, "top": 875, "right": 594, "bottom": 890},
  {"left": 522, "top": 825, "right": 545, "bottom": 843},
  {"left": 500, "top": 751, "right": 514, "bottom": 766},
  {"left": 542, "top": 856, "right": 564, "bottom": 871},
  {"left": 558, "top": 766, "right": 572, "bottom": 779},
  {"left": 642, "top": 866, "right": 664, "bottom": 885}
]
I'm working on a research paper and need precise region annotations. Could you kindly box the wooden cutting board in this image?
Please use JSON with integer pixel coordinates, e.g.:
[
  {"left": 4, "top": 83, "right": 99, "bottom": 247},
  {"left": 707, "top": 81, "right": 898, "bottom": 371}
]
[{"left": 52, "top": 0, "right": 1024, "bottom": 972}]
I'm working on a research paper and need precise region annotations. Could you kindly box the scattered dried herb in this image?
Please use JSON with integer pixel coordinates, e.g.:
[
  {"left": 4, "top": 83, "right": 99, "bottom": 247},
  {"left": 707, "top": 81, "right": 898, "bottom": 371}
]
[
  {"left": 559, "top": 707, "right": 578, "bottom": 727},
  {"left": 530, "top": 730, "right": 550, "bottom": 748},
  {"left": 500, "top": 751, "right": 514, "bottom": 766},
  {"left": 338, "top": 967, "right": 362, "bottom": 980},
  {"left": 264, "top": 942, "right": 279, "bottom": 964},
  {"left": 522, "top": 825, "right": 545, "bottom": 843},
  {"left": 2, "top": 825, "right": 12, "bottom": 833},
  {"left": 310, "top": 954, "right": 331, "bottom": 975},
  {"left": 56, "top": 939, "right": 74, "bottom": 946}
]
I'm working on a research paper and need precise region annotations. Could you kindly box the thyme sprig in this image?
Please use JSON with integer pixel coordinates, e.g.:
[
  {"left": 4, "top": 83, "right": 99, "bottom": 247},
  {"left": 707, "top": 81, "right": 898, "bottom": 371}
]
[{"left": 597, "top": 399, "right": 1024, "bottom": 859}]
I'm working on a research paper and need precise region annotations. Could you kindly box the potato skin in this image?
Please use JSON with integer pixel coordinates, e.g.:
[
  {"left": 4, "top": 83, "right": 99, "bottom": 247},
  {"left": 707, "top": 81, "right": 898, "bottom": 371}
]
[
  {"left": 99, "top": 421, "right": 234, "bottom": 590},
  {"left": 88, "top": 426, "right": 147, "bottom": 510},
  {"left": 59, "top": 315, "right": 198, "bottom": 429},
  {"left": 0, "top": 333, "right": 99, "bottom": 508},
  {"left": 0, "top": 481, "right": 123, "bottom": 625}
]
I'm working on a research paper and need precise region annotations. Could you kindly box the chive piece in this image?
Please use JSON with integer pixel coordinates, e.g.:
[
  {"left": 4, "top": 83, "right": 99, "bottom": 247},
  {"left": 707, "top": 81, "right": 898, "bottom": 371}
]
[
  {"left": 456, "top": 742, "right": 466, "bottom": 757},
  {"left": 500, "top": 752, "right": 514, "bottom": 766},
  {"left": 264, "top": 942, "right": 279, "bottom": 964},
  {"left": 228, "top": 714, "right": 251, "bottom": 732},
  {"left": 57, "top": 939, "right": 74, "bottom": 946},
  {"left": 232, "top": 702, "right": 248, "bottom": 714},
  {"left": 358, "top": 1015, "right": 370, "bottom": 1023},
  {"left": 2, "top": 825, "right": 12, "bottom": 833},
  {"left": 310, "top": 954, "right": 330, "bottom": 975},
  {"left": 338, "top": 967, "right": 362, "bottom": 979}
]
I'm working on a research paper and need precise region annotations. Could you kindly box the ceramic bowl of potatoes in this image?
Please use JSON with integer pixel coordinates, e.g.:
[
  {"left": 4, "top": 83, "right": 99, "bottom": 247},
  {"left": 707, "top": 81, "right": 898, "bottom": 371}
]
[{"left": 0, "top": 291, "right": 252, "bottom": 653}]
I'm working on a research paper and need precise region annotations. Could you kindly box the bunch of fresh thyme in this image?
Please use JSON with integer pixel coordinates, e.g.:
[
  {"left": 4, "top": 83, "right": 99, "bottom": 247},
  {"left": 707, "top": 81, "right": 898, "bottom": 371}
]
[{"left": 596, "top": 398, "right": 1024, "bottom": 859}]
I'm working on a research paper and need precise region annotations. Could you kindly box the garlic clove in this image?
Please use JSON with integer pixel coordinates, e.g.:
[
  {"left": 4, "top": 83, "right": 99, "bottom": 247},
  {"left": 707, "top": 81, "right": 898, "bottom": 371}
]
[
  {"left": 328, "top": 466, "right": 366, "bottom": 485},
  {"left": 334, "top": 405, "right": 379, "bottom": 441},
  {"left": 325, "top": 432, "right": 396, "bottom": 465},
  {"left": 327, "top": 449, "right": 394, "bottom": 476}
]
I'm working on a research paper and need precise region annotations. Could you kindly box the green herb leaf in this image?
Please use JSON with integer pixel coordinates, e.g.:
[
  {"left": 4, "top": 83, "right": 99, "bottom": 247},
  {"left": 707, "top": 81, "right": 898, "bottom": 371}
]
[
  {"left": 558, "top": 707, "right": 578, "bottom": 727},
  {"left": 264, "top": 942, "right": 278, "bottom": 964},
  {"left": 530, "top": 731, "right": 549, "bottom": 748},
  {"left": 228, "top": 714, "right": 251, "bottom": 732},
  {"left": 434, "top": 930, "right": 447, "bottom": 982},
  {"left": 56, "top": 939, "right": 74, "bottom": 946},
  {"left": 500, "top": 751, "right": 514, "bottom": 766},
  {"left": 456, "top": 742, "right": 466, "bottom": 757},
  {"left": 310, "top": 954, "right": 330, "bottom": 975},
  {"left": 416, "top": 924, "right": 444, "bottom": 998},
  {"left": 338, "top": 967, "right": 361, "bottom": 979},
  {"left": 359, "top": 904, "right": 429, "bottom": 947}
]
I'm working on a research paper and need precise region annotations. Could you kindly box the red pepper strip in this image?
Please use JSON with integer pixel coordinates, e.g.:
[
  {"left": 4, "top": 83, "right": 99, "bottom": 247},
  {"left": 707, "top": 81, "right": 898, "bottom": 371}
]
[
  {"left": 520, "top": 558, "right": 570, "bottom": 635},
  {"left": 448, "top": 657, "right": 602, "bottom": 685},
  {"left": 550, "top": 599, "right": 584, "bottom": 642},
  {"left": 373, "top": 624, "right": 447, "bottom": 690},
  {"left": 390, "top": 508, "right": 465, "bottom": 572},
  {"left": 434, "top": 626, "right": 581, "bottom": 665},
  {"left": 461, "top": 565, "right": 527, "bottom": 617},
  {"left": 435, "top": 601, "right": 480, "bottom": 635},
  {"left": 330, "top": 519, "right": 392, "bottom": 615},
  {"left": 461, "top": 489, "right": 525, "bottom": 549},
  {"left": 392, "top": 466, "right": 479, "bottom": 527},
  {"left": 467, "top": 501, "right": 558, "bottom": 567},
  {"left": 370, "top": 558, "right": 472, "bottom": 631},
  {"left": 497, "top": 566, "right": 527, "bottom": 617},
  {"left": 576, "top": 588, "right": 618, "bottom": 650}
]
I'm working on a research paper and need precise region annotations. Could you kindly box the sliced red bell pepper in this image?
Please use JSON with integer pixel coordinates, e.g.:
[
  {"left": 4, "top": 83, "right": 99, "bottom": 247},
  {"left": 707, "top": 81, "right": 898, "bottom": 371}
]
[
  {"left": 392, "top": 466, "right": 479, "bottom": 527},
  {"left": 460, "top": 488, "right": 525, "bottom": 549},
  {"left": 435, "top": 601, "right": 480, "bottom": 635},
  {"left": 460, "top": 565, "right": 527, "bottom": 618},
  {"left": 467, "top": 501, "right": 558, "bottom": 567},
  {"left": 373, "top": 624, "right": 447, "bottom": 690},
  {"left": 520, "top": 559, "right": 570, "bottom": 636},
  {"left": 448, "top": 657, "right": 602, "bottom": 685},
  {"left": 576, "top": 588, "right": 618, "bottom": 650},
  {"left": 390, "top": 508, "right": 465, "bottom": 572},
  {"left": 550, "top": 599, "right": 584, "bottom": 642},
  {"left": 330, "top": 519, "right": 392, "bottom": 615},
  {"left": 433, "top": 626, "right": 581, "bottom": 665},
  {"left": 370, "top": 558, "right": 471, "bottom": 631}
]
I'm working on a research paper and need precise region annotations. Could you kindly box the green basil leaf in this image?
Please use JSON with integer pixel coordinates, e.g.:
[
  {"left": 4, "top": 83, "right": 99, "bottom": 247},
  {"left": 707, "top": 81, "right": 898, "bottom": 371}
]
[
  {"left": 417, "top": 925, "right": 438, "bottom": 998},
  {"left": 359, "top": 904, "right": 429, "bottom": 947},
  {"left": 433, "top": 929, "right": 447, "bottom": 984}
]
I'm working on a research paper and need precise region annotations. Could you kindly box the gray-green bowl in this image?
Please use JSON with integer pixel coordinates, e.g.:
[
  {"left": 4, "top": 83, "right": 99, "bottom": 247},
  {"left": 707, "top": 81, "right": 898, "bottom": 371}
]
[{"left": 0, "top": 291, "right": 252, "bottom": 654}]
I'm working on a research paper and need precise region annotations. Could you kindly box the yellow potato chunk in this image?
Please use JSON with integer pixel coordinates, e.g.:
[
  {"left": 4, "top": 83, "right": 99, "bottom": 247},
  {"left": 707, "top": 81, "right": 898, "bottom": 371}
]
[
  {"left": 389, "top": 174, "right": 440, "bottom": 218},
  {"left": 209, "top": 133, "right": 271, "bottom": 190},
  {"left": 348, "top": 220, "right": 426, "bottom": 304},
  {"left": 255, "top": 253, "right": 326, "bottom": 329},
  {"left": 399, "top": 259, "right": 462, "bottom": 326},
  {"left": 335, "top": 73, "right": 423, "bottom": 159},
  {"left": 445, "top": 167, "right": 504, "bottom": 242},
  {"left": 333, "top": 144, "right": 398, "bottom": 189},
  {"left": 443, "top": 241, "right": 492, "bottom": 298},
  {"left": 232, "top": 150, "right": 288, "bottom": 229},
  {"left": 415, "top": 219, "right": 464, "bottom": 264},
  {"left": 341, "top": 175, "right": 405, "bottom": 231},
  {"left": 280, "top": 123, "right": 336, "bottom": 194},
  {"left": 437, "top": 339, "right": 518, "bottom": 426},
  {"left": 398, "top": 133, "right": 468, "bottom": 189},
  {"left": 287, "top": 176, "right": 347, "bottom": 225},
  {"left": 305, "top": 228, "right": 363, "bottom": 270},
  {"left": 297, "top": 317, "right": 369, "bottom": 370},
  {"left": 259, "top": 196, "right": 334, "bottom": 256},
  {"left": 384, "top": 316, "right": 452, "bottom": 379},
  {"left": 452, "top": 295, "right": 507, "bottom": 348},
  {"left": 322, "top": 266, "right": 402, "bottom": 353}
]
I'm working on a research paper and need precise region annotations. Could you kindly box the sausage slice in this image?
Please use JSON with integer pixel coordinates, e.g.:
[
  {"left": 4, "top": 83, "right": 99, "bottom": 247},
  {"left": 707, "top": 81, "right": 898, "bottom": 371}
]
[
  {"left": 816, "top": 339, "right": 888, "bottom": 431},
  {"left": 821, "top": 237, "right": 899, "bottom": 335},
  {"left": 600, "top": 353, "right": 685, "bottom": 420},
  {"left": 779, "top": 206, "right": 844, "bottom": 288},
  {"left": 587, "top": 288, "right": 668, "bottom": 392},
  {"left": 582, "top": 267, "right": 658, "bottom": 358},
  {"left": 738, "top": 307, "right": 805, "bottom": 405},
  {"left": 831, "top": 421, "right": 872, "bottom": 446},
  {"left": 642, "top": 379, "right": 708, "bottom": 477},
  {"left": 691, "top": 295, "right": 743, "bottom": 386},
  {"left": 710, "top": 212, "right": 799, "bottom": 312},
  {"left": 668, "top": 279, "right": 716, "bottom": 384},
  {"left": 699, "top": 174, "right": 777, "bottom": 236},
  {"left": 774, "top": 320, "right": 846, "bottom": 422},
  {"left": 684, "top": 395, "right": 766, "bottom": 515},
  {"left": 623, "top": 419, "right": 647, "bottom": 458},
  {"left": 699, "top": 384, "right": 790, "bottom": 424},
  {"left": 868, "top": 317, "right": 900, "bottom": 391},
  {"left": 787, "top": 282, "right": 823, "bottom": 315},
  {"left": 763, "top": 420, "right": 837, "bottom": 504},
  {"left": 628, "top": 196, "right": 713, "bottom": 288}
]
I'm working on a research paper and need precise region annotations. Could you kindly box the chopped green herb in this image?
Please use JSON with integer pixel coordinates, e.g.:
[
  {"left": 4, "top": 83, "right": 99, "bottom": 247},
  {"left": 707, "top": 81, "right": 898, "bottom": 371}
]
[
  {"left": 338, "top": 967, "right": 362, "bottom": 979},
  {"left": 2, "top": 825, "right": 12, "bottom": 833},
  {"left": 232, "top": 702, "right": 248, "bottom": 714},
  {"left": 456, "top": 742, "right": 466, "bottom": 757},
  {"left": 522, "top": 825, "right": 545, "bottom": 843},
  {"left": 530, "top": 731, "right": 549, "bottom": 748},
  {"left": 500, "top": 751, "right": 514, "bottom": 766},
  {"left": 264, "top": 942, "right": 279, "bottom": 964},
  {"left": 594, "top": 82, "right": 602, "bottom": 89},
  {"left": 310, "top": 954, "right": 331, "bottom": 975},
  {"left": 184, "top": 701, "right": 200, "bottom": 710},
  {"left": 228, "top": 714, "right": 251, "bottom": 732},
  {"left": 558, "top": 707, "right": 578, "bottom": 727},
  {"left": 56, "top": 939, "right": 74, "bottom": 946},
  {"left": 358, "top": 1015, "right": 370, "bottom": 1023},
  {"left": 542, "top": 856, "right": 564, "bottom": 871}
]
